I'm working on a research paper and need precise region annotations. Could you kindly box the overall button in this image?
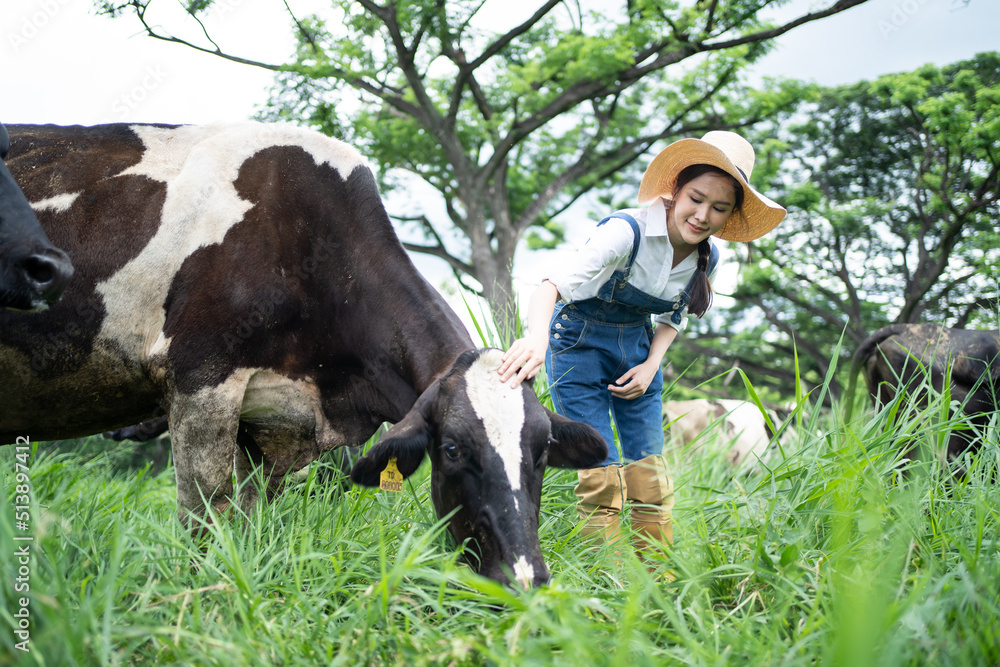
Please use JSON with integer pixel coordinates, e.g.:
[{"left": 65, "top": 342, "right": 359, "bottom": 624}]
[
  {"left": 553, "top": 333, "right": 562, "bottom": 339},
  {"left": 555, "top": 323, "right": 563, "bottom": 329},
  {"left": 561, "top": 314, "right": 569, "bottom": 320}
]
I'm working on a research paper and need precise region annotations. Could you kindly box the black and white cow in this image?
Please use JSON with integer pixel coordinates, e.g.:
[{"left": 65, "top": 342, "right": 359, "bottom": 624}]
[
  {"left": 0, "top": 123, "right": 73, "bottom": 310},
  {"left": 849, "top": 324, "right": 1000, "bottom": 464},
  {"left": 0, "top": 122, "right": 606, "bottom": 588}
]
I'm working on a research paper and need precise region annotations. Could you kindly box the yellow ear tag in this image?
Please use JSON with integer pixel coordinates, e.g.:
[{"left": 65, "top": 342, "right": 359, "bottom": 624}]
[{"left": 379, "top": 457, "right": 403, "bottom": 492}]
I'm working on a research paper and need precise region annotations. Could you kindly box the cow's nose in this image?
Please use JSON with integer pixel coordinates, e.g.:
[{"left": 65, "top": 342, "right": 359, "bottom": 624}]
[
  {"left": 513, "top": 559, "right": 551, "bottom": 590},
  {"left": 21, "top": 250, "right": 74, "bottom": 305}
]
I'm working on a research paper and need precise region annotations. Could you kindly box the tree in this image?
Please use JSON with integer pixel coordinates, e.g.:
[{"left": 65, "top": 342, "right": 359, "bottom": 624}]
[
  {"left": 97, "top": 0, "right": 872, "bottom": 326},
  {"left": 671, "top": 52, "right": 1000, "bottom": 401}
]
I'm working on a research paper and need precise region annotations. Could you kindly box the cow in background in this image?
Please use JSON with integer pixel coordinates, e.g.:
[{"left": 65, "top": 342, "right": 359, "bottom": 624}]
[
  {"left": 848, "top": 324, "right": 1000, "bottom": 465},
  {"left": 664, "top": 398, "right": 780, "bottom": 468},
  {"left": 0, "top": 123, "right": 73, "bottom": 309},
  {"left": 1, "top": 122, "right": 607, "bottom": 588}
]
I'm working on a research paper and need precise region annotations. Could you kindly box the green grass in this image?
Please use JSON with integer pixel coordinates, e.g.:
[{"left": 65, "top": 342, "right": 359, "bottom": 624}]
[{"left": 2, "top": 377, "right": 1000, "bottom": 665}]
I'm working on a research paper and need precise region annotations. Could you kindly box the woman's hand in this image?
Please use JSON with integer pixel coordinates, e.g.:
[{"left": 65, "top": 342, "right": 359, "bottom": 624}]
[
  {"left": 608, "top": 362, "right": 659, "bottom": 400},
  {"left": 499, "top": 334, "right": 548, "bottom": 388},
  {"left": 498, "top": 281, "right": 560, "bottom": 388},
  {"left": 609, "top": 322, "right": 676, "bottom": 400}
]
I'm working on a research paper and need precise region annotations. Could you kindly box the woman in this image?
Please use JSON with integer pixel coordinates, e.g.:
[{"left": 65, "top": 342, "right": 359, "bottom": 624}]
[{"left": 498, "top": 131, "right": 786, "bottom": 559}]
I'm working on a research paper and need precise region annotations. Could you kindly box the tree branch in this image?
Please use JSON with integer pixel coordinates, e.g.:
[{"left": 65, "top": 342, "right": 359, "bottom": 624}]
[
  {"left": 674, "top": 339, "right": 807, "bottom": 395},
  {"left": 698, "top": 0, "right": 872, "bottom": 54},
  {"left": 282, "top": 0, "right": 321, "bottom": 60},
  {"left": 509, "top": 64, "right": 743, "bottom": 229},
  {"left": 744, "top": 293, "right": 838, "bottom": 395},
  {"left": 501, "top": 0, "right": 872, "bottom": 170},
  {"left": 126, "top": 0, "right": 281, "bottom": 70},
  {"left": 395, "top": 212, "right": 474, "bottom": 279},
  {"left": 467, "top": 0, "right": 563, "bottom": 71},
  {"left": 355, "top": 0, "right": 474, "bottom": 182}
]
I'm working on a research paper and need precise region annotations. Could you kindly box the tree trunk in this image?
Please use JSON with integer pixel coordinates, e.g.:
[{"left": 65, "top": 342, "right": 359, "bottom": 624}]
[{"left": 469, "top": 245, "right": 517, "bottom": 344}]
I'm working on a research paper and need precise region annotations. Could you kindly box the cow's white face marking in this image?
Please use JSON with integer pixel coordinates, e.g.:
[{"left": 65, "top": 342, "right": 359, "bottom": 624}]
[
  {"left": 464, "top": 350, "right": 526, "bottom": 508},
  {"left": 30, "top": 192, "right": 80, "bottom": 214},
  {"left": 512, "top": 556, "right": 535, "bottom": 591},
  {"left": 94, "top": 122, "right": 369, "bottom": 359}
]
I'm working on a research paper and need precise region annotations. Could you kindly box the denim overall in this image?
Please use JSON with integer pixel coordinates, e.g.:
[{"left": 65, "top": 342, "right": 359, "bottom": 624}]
[{"left": 545, "top": 212, "right": 719, "bottom": 466}]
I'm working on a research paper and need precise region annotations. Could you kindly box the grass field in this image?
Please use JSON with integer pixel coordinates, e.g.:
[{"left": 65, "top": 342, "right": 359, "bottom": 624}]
[{"left": 2, "top": 374, "right": 999, "bottom": 666}]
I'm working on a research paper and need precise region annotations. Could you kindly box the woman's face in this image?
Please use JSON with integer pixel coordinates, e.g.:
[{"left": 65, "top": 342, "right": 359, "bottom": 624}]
[{"left": 670, "top": 172, "right": 737, "bottom": 246}]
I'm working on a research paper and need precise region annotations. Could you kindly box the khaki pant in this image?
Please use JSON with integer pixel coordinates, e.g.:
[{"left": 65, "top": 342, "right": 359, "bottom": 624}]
[
  {"left": 623, "top": 455, "right": 674, "bottom": 555},
  {"left": 574, "top": 455, "right": 673, "bottom": 555},
  {"left": 575, "top": 464, "right": 626, "bottom": 544}
]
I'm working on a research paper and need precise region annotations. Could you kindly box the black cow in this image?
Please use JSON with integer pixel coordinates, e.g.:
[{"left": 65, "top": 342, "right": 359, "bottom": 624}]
[
  {"left": 849, "top": 324, "right": 1000, "bottom": 464},
  {"left": 0, "top": 122, "right": 606, "bottom": 588},
  {"left": 0, "top": 123, "right": 73, "bottom": 309}
]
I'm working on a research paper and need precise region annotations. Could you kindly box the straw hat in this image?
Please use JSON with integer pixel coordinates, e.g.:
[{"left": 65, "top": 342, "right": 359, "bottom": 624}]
[{"left": 637, "top": 131, "right": 786, "bottom": 242}]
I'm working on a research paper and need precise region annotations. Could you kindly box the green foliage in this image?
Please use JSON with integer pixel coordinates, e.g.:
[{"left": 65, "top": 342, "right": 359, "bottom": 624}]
[
  {"left": 522, "top": 220, "right": 566, "bottom": 251},
  {"left": 184, "top": 0, "right": 212, "bottom": 14}
]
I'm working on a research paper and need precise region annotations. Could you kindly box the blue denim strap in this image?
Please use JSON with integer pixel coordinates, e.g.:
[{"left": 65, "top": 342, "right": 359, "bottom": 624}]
[
  {"left": 597, "top": 213, "right": 641, "bottom": 279},
  {"left": 596, "top": 211, "right": 721, "bottom": 324}
]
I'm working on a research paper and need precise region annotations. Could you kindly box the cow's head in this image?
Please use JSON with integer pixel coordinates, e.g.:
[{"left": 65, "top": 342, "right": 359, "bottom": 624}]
[
  {"left": 351, "top": 348, "right": 607, "bottom": 588},
  {"left": 0, "top": 123, "right": 74, "bottom": 310}
]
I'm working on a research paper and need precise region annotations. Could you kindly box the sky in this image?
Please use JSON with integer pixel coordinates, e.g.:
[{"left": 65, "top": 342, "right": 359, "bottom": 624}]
[{"left": 3, "top": 0, "right": 998, "bottom": 326}]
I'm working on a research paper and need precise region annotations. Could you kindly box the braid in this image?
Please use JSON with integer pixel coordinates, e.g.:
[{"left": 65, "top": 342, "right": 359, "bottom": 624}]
[
  {"left": 697, "top": 238, "right": 711, "bottom": 273},
  {"left": 687, "top": 239, "right": 714, "bottom": 318}
]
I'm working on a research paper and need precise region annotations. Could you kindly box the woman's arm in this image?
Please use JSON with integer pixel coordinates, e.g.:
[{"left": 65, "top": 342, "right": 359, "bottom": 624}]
[
  {"left": 498, "top": 280, "right": 560, "bottom": 387},
  {"left": 608, "top": 323, "right": 678, "bottom": 400}
]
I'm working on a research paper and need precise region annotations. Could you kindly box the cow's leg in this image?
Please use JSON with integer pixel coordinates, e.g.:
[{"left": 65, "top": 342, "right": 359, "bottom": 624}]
[
  {"left": 234, "top": 418, "right": 322, "bottom": 504},
  {"left": 233, "top": 430, "right": 262, "bottom": 512},
  {"left": 234, "top": 370, "right": 329, "bottom": 504},
  {"left": 233, "top": 421, "right": 291, "bottom": 511},
  {"left": 168, "top": 372, "right": 252, "bottom": 525}
]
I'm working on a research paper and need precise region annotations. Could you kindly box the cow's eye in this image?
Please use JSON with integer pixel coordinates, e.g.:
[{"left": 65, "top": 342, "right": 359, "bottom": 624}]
[
  {"left": 442, "top": 443, "right": 460, "bottom": 462},
  {"left": 535, "top": 450, "right": 548, "bottom": 468},
  {"left": 535, "top": 438, "right": 552, "bottom": 468}
]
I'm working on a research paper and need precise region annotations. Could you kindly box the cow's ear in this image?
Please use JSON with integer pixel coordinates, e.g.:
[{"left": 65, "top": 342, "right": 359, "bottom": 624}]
[
  {"left": 350, "top": 383, "right": 438, "bottom": 487},
  {"left": 544, "top": 408, "right": 608, "bottom": 469}
]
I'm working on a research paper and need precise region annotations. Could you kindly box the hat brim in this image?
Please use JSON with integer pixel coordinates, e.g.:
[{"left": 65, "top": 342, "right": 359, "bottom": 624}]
[{"left": 638, "top": 138, "right": 786, "bottom": 243}]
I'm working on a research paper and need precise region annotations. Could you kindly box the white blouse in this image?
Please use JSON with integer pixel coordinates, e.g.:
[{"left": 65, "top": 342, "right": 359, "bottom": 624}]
[{"left": 544, "top": 199, "right": 719, "bottom": 330}]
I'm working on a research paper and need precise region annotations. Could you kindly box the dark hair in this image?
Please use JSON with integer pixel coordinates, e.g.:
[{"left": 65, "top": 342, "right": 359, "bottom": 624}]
[{"left": 672, "top": 164, "right": 744, "bottom": 319}]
